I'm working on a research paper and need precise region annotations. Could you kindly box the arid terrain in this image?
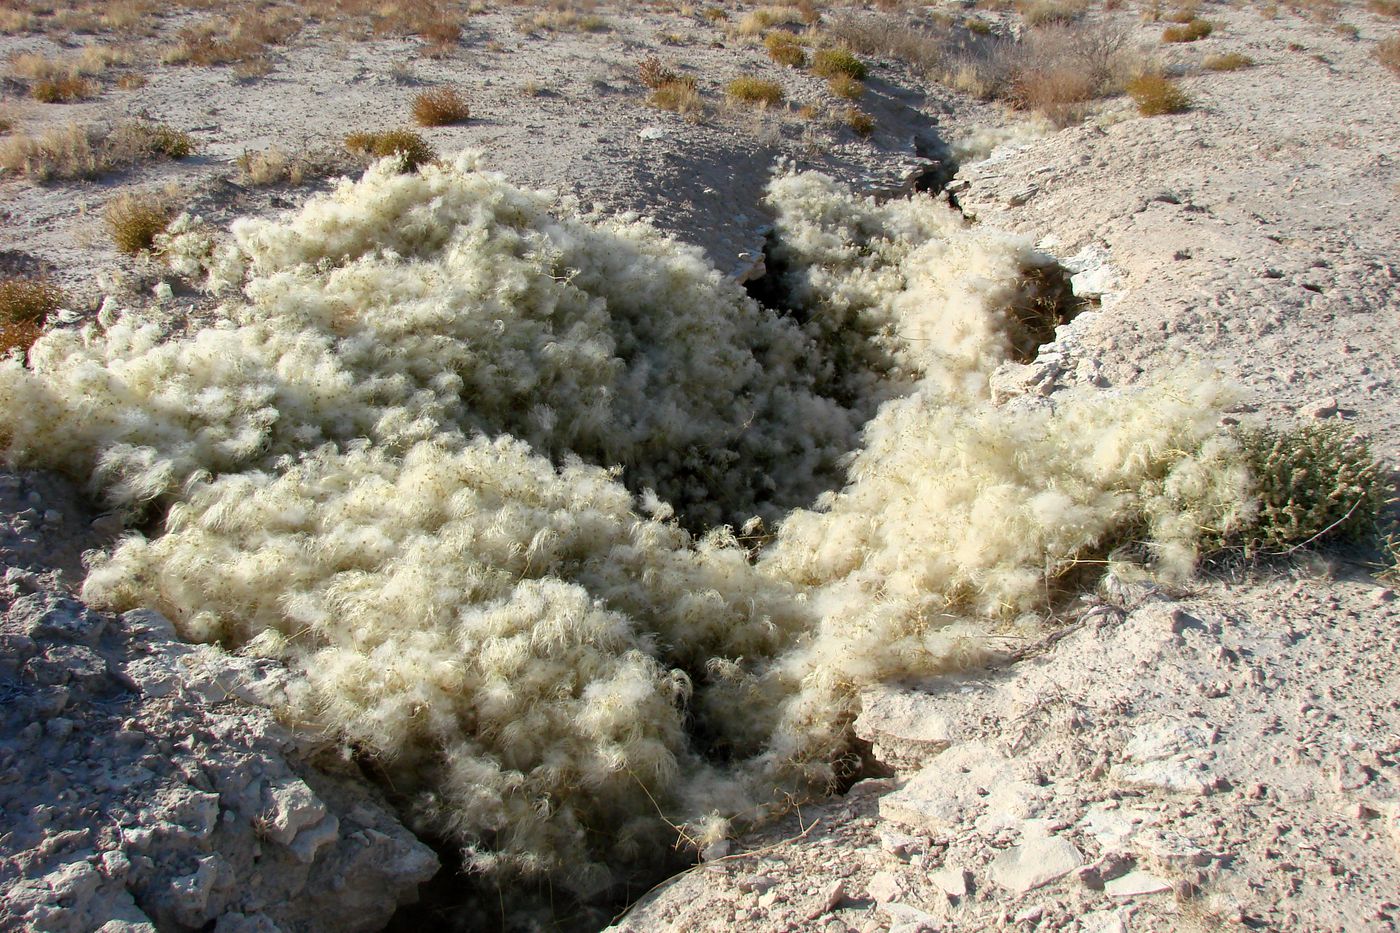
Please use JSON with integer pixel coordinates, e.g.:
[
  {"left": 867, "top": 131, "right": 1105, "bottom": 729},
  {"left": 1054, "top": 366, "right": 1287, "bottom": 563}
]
[{"left": 1, "top": 1, "right": 1398, "bottom": 931}]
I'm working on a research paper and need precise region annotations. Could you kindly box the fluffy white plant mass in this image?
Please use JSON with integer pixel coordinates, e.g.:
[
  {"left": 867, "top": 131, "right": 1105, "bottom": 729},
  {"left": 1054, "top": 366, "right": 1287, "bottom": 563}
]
[{"left": 0, "top": 154, "right": 1252, "bottom": 895}]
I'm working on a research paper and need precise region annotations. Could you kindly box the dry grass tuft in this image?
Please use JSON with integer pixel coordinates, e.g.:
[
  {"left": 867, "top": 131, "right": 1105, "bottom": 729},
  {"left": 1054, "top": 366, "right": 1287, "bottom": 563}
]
[
  {"left": 106, "top": 192, "right": 175, "bottom": 256},
  {"left": 1368, "top": 0, "right": 1400, "bottom": 16},
  {"left": 0, "top": 276, "right": 64, "bottom": 326},
  {"left": 1018, "top": 0, "right": 1089, "bottom": 26},
  {"left": 650, "top": 77, "right": 702, "bottom": 115},
  {"left": 1126, "top": 72, "right": 1191, "bottom": 114},
  {"left": 1377, "top": 33, "right": 1400, "bottom": 73},
  {"left": 0, "top": 123, "right": 103, "bottom": 181},
  {"left": 236, "top": 146, "right": 305, "bottom": 186},
  {"left": 344, "top": 129, "right": 436, "bottom": 171},
  {"left": 736, "top": 6, "right": 805, "bottom": 36},
  {"left": 1203, "top": 51, "right": 1254, "bottom": 70},
  {"left": 812, "top": 47, "right": 869, "bottom": 79},
  {"left": 828, "top": 73, "right": 864, "bottom": 98},
  {"left": 31, "top": 75, "right": 96, "bottom": 103},
  {"left": 726, "top": 76, "right": 784, "bottom": 106},
  {"left": 1163, "top": 18, "right": 1213, "bottom": 41},
  {"left": 412, "top": 86, "right": 471, "bottom": 126},
  {"left": 842, "top": 106, "right": 876, "bottom": 136},
  {"left": 419, "top": 17, "right": 462, "bottom": 51},
  {"left": 163, "top": 9, "right": 300, "bottom": 69},
  {"left": 515, "top": 11, "right": 610, "bottom": 34},
  {"left": 765, "top": 30, "right": 807, "bottom": 67}
]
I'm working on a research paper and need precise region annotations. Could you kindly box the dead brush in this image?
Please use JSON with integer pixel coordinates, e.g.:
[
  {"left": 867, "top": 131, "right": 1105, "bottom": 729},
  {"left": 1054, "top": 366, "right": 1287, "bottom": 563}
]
[
  {"left": 106, "top": 192, "right": 176, "bottom": 256},
  {"left": 637, "top": 55, "right": 678, "bottom": 89},
  {"left": 842, "top": 106, "right": 876, "bottom": 136},
  {"left": 418, "top": 16, "right": 462, "bottom": 52},
  {"left": 1369, "top": 0, "right": 1400, "bottom": 16},
  {"left": 0, "top": 119, "right": 195, "bottom": 183},
  {"left": 828, "top": 73, "right": 864, "bottom": 98},
  {"left": 1017, "top": 0, "right": 1089, "bottom": 27},
  {"left": 344, "top": 128, "right": 436, "bottom": 171},
  {"left": 0, "top": 276, "right": 64, "bottom": 326},
  {"left": 235, "top": 146, "right": 310, "bottom": 186},
  {"left": 411, "top": 86, "right": 471, "bottom": 126}
]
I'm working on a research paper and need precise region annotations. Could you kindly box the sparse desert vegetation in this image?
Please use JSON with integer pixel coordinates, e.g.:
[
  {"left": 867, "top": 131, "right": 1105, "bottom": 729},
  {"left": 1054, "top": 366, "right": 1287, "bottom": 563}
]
[
  {"left": 344, "top": 128, "right": 436, "bottom": 170},
  {"left": 0, "top": 3, "right": 1398, "bottom": 931},
  {"left": 411, "top": 86, "right": 471, "bottom": 126},
  {"left": 1126, "top": 71, "right": 1192, "bottom": 113}
]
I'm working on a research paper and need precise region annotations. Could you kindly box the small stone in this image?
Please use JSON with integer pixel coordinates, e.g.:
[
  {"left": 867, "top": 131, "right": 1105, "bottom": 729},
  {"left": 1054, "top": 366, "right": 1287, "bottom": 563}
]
[
  {"left": 1309, "top": 396, "right": 1340, "bottom": 418},
  {"left": 867, "top": 871, "right": 902, "bottom": 904},
  {"left": 1333, "top": 757, "right": 1372, "bottom": 792},
  {"left": 1372, "top": 588, "right": 1396, "bottom": 607},
  {"left": 807, "top": 880, "right": 846, "bottom": 920},
  {"left": 738, "top": 874, "right": 778, "bottom": 894},
  {"left": 928, "top": 866, "right": 968, "bottom": 899},
  {"left": 1014, "top": 905, "right": 1044, "bottom": 923},
  {"left": 1105, "top": 870, "right": 1173, "bottom": 898},
  {"left": 879, "top": 830, "right": 925, "bottom": 859}
]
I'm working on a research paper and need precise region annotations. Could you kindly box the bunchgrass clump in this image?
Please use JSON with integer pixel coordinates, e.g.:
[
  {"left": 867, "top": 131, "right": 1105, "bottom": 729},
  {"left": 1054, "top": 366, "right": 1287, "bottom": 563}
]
[
  {"left": 1126, "top": 73, "right": 1191, "bottom": 114},
  {"left": 1163, "top": 18, "right": 1213, "bottom": 41},
  {"left": 411, "top": 86, "right": 471, "bottom": 126},
  {"left": 1019, "top": 0, "right": 1089, "bottom": 27},
  {"left": 765, "top": 31, "right": 807, "bottom": 67},
  {"left": 105, "top": 193, "right": 175, "bottom": 255},
  {"left": 31, "top": 75, "right": 96, "bottom": 103},
  {"left": 842, "top": 106, "right": 876, "bottom": 136},
  {"left": 649, "top": 78, "right": 702, "bottom": 115},
  {"left": 0, "top": 277, "right": 63, "bottom": 326},
  {"left": 828, "top": 73, "right": 864, "bottom": 99},
  {"left": 344, "top": 129, "right": 436, "bottom": 171},
  {"left": 1377, "top": 34, "right": 1400, "bottom": 74},
  {"left": 726, "top": 76, "right": 784, "bottom": 106},
  {"left": 1233, "top": 423, "right": 1394, "bottom": 554},
  {"left": 1203, "top": 51, "right": 1254, "bottom": 70},
  {"left": 812, "top": 47, "right": 869, "bottom": 79}
]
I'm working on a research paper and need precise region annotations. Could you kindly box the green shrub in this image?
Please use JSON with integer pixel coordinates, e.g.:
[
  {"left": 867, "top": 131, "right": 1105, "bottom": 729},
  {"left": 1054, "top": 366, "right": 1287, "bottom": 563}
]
[
  {"left": 812, "top": 48, "right": 868, "bottom": 79},
  {"left": 765, "top": 31, "right": 806, "bottom": 67},
  {"left": 1235, "top": 423, "right": 1394, "bottom": 553},
  {"left": 726, "top": 76, "right": 784, "bottom": 106}
]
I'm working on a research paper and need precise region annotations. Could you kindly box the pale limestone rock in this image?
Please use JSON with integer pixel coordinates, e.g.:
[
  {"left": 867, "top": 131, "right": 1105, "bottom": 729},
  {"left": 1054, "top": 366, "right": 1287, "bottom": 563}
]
[{"left": 988, "top": 836, "right": 1083, "bottom": 894}]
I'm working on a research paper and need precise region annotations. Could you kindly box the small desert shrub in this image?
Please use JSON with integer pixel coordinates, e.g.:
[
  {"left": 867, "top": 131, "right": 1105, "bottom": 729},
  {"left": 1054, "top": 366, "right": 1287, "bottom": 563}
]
[
  {"left": 0, "top": 124, "right": 104, "bottom": 181},
  {"left": 637, "top": 55, "right": 678, "bottom": 89},
  {"left": 825, "top": 14, "right": 945, "bottom": 73},
  {"left": 163, "top": 10, "right": 300, "bottom": 68},
  {"left": 0, "top": 277, "right": 63, "bottom": 326},
  {"left": 344, "top": 129, "right": 436, "bottom": 171},
  {"left": 106, "top": 193, "right": 175, "bottom": 255},
  {"left": 1018, "top": 0, "right": 1089, "bottom": 26},
  {"left": 1203, "top": 51, "right": 1254, "bottom": 70},
  {"left": 1377, "top": 34, "right": 1400, "bottom": 73},
  {"left": 828, "top": 73, "right": 864, "bottom": 98},
  {"left": 1233, "top": 424, "right": 1394, "bottom": 554},
  {"left": 419, "top": 17, "right": 462, "bottom": 50},
  {"left": 702, "top": 6, "right": 728, "bottom": 22},
  {"left": 1369, "top": 0, "right": 1400, "bottom": 16},
  {"left": 236, "top": 146, "right": 306, "bottom": 186},
  {"left": 112, "top": 122, "right": 197, "bottom": 160},
  {"left": 842, "top": 106, "right": 876, "bottom": 135},
  {"left": 515, "top": 11, "right": 610, "bottom": 33},
  {"left": 31, "top": 75, "right": 96, "bottom": 103},
  {"left": 412, "top": 86, "right": 471, "bottom": 126},
  {"left": 0, "top": 318, "right": 43, "bottom": 360},
  {"left": 116, "top": 73, "right": 148, "bottom": 90},
  {"left": 765, "top": 31, "right": 807, "bottom": 67},
  {"left": 1163, "top": 18, "right": 1213, "bottom": 41},
  {"left": 737, "top": 5, "right": 805, "bottom": 35},
  {"left": 727, "top": 76, "right": 784, "bottom": 106},
  {"left": 1126, "top": 72, "right": 1191, "bottom": 114},
  {"left": 650, "top": 78, "right": 702, "bottom": 114},
  {"left": 812, "top": 47, "right": 868, "bottom": 79}
]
